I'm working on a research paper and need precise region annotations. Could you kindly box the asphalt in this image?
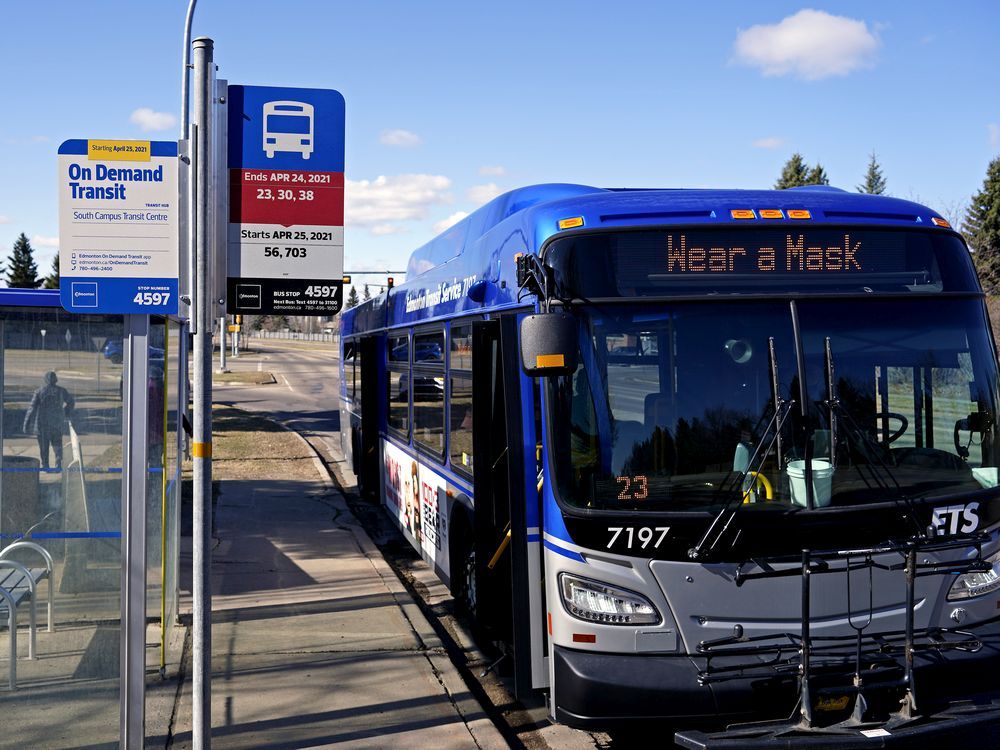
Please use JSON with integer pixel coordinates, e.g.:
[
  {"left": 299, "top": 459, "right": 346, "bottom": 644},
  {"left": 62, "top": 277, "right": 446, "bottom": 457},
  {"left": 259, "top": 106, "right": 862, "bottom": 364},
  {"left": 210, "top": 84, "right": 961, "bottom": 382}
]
[{"left": 155, "top": 418, "right": 508, "bottom": 749}]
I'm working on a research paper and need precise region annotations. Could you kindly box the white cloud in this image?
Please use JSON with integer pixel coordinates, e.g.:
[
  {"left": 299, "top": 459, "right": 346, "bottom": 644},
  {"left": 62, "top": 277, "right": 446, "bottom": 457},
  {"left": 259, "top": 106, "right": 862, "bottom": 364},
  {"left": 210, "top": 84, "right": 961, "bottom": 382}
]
[
  {"left": 371, "top": 224, "right": 406, "bottom": 236},
  {"left": 32, "top": 234, "right": 59, "bottom": 248},
  {"left": 379, "top": 129, "right": 422, "bottom": 148},
  {"left": 989, "top": 123, "right": 1000, "bottom": 150},
  {"left": 346, "top": 174, "right": 452, "bottom": 235},
  {"left": 433, "top": 211, "right": 469, "bottom": 234},
  {"left": 467, "top": 183, "right": 502, "bottom": 205},
  {"left": 129, "top": 107, "right": 177, "bottom": 132},
  {"left": 733, "top": 9, "right": 880, "bottom": 80},
  {"left": 752, "top": 136, "right": 785, "bottom": 149},
  {"left": 479, "top": 165, "right": 506, "bottom": 176},
  {"left": 0, "top": 215, "right": 10, "bottom": 225}
]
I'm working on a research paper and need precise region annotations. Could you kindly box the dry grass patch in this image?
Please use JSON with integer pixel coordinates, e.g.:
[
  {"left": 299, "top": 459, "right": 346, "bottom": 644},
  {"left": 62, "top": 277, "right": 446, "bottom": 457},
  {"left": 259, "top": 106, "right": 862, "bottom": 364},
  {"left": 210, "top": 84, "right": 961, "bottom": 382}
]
[{"left": 204, "top": 406, "right": 320, "bottom": 482}]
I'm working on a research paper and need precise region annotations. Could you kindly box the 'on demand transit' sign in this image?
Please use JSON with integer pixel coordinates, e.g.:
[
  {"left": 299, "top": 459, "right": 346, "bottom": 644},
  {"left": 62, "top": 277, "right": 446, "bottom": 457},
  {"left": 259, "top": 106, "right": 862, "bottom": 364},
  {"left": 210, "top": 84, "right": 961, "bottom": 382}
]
[{"left": 58, "top": 139, "right": 179, "bottom": 314}]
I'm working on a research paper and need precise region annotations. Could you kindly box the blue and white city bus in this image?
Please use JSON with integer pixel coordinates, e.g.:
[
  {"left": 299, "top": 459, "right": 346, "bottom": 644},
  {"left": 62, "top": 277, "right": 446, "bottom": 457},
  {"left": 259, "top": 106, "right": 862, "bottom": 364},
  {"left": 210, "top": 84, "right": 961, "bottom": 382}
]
[{"left": 339, "top": 184, "right": 1000, "bottom": 745}]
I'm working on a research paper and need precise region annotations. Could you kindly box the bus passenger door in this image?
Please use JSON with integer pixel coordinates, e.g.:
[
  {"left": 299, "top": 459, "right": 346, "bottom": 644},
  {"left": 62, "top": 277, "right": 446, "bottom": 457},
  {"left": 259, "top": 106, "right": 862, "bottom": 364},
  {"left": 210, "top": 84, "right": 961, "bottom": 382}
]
[
  {"left": 472, "top": 317, "right": 539, "bottom": 699},
  {"left": 358, "top": 335, "right": 380, "bottom": 499}
]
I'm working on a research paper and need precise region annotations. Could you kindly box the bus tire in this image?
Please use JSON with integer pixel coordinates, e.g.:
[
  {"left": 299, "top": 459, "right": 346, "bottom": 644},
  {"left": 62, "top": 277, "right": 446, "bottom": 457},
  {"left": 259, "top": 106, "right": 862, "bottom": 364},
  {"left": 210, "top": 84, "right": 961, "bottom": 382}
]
[{"left": 450, "top": 511, "right": 476, "bottom": 617}]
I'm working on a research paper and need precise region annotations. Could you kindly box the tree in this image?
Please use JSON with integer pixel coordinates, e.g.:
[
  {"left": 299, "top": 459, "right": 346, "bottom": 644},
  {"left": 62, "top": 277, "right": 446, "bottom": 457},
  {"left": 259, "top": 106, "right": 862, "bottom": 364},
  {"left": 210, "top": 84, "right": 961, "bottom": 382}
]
[
  {"left": 963, "top": 157, "right": 1000, "bottom": 293},
  {"left": 42, "top": 255, "right": 60, "bottom": 289},
  {"left": 857, "top": 152, "right": 887, "bottom": 195},
  {"left": 363, "top": 283, "right": 371, "bottom": 300},
  {"left": 775, "top": 153, "right": 829, "bottom": 189},
  {"left": 345, "top": 285, "right": 359, "bottom": 309},
  {"left": 6, "top": 233, "right": 40, "bottom": 288},
  {"left": 806, "top": 164, "right": 829, "bottom": 186},
  {"left": 775, "top": 153, "right": 810, "bottom": 189}
]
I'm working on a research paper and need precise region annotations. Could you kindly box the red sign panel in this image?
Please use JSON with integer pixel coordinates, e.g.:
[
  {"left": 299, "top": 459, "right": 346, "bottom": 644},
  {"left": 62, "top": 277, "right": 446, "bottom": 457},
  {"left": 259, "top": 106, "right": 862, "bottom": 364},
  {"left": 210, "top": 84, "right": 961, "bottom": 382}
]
[{"left": 229, "top": 169, "right": 344, "bottom": 227}]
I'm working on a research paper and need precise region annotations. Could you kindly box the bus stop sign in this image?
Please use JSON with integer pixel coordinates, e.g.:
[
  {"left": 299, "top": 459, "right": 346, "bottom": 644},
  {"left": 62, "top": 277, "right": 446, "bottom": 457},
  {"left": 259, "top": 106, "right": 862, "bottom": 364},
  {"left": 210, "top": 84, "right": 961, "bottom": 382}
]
[
  {"left": 226, "top": 84, "right": 345, "bottom": 315},
  {"left": 57, "top": 139, "right": 179, "bottom": 314}
]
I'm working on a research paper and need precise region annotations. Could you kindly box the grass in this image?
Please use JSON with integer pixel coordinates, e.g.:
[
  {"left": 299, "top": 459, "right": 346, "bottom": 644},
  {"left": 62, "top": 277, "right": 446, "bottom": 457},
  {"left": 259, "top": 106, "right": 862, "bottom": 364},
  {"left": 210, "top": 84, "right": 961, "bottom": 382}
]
[{"left": 192, "top": 406, "right": 320, "bottom": 482}]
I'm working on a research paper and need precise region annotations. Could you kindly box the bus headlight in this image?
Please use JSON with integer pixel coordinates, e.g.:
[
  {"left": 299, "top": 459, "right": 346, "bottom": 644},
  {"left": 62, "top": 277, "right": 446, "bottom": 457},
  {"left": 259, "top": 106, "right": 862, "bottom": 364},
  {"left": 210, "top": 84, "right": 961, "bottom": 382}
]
[
  {"left": 948, "top": 550, "right": 1000, "bottom": 601},
  {"left": 559, "top": 573, "right": 660, "bottom": 625}
]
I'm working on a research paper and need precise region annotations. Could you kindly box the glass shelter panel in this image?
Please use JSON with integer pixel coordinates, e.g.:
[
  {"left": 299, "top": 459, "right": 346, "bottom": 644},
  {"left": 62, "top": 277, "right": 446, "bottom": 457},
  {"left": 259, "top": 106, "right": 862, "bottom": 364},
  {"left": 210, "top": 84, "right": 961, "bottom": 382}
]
[
  {"left": 160, "top": 319, "right": 182, "bottom": 670},
  {"left": 0, "top": 306, "right": 124, "bottom": 746}
]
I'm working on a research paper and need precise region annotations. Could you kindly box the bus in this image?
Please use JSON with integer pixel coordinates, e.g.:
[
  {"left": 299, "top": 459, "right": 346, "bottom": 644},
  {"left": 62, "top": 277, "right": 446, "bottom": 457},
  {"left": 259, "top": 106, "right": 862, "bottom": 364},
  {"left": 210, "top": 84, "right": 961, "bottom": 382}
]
[{"left": 339, "top": 183, "right": 1000, "bottom": 745}]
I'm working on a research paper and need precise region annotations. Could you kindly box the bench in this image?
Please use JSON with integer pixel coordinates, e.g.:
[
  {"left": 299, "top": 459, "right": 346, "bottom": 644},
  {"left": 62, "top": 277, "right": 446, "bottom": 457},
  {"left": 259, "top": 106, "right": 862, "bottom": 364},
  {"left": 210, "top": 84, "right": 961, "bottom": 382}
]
[{"left": 0, "top": 541, "right": 55, "bottom": 690}]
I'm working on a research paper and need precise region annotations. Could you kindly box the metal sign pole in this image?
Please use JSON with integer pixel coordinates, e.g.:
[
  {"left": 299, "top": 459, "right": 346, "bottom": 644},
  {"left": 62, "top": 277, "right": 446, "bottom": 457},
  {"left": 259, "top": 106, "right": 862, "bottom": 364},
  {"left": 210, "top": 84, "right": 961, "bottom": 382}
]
[
  {"left": 192, "top": 36, "right": 214, "bottom": 750},
  {"left": 120, "top": 314, "right": 149, "bottom": 747}
]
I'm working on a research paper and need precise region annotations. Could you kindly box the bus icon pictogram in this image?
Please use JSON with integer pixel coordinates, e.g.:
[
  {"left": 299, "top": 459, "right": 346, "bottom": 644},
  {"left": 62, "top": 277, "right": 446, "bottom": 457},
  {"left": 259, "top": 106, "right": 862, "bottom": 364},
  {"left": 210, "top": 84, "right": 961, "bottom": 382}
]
[{"left": 262, "top": 101, "right": 314, "bottom": 160}]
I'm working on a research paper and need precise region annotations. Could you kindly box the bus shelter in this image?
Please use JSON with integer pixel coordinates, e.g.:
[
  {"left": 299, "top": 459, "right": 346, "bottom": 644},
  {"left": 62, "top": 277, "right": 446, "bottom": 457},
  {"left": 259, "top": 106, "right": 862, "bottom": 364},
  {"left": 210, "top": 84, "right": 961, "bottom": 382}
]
[{"left": 0, "top": 288, "right": 185, "bottom": 746}]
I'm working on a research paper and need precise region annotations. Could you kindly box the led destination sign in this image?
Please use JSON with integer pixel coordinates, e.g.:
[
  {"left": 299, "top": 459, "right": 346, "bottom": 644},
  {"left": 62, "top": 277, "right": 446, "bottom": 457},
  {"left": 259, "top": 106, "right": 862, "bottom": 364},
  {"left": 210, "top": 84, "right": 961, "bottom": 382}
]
[
  {"left": 663, "top": 232, "right": 863, "bottom": 274},
  {"left": 546, "top": 228, "right": 977, "bottom": 297}
]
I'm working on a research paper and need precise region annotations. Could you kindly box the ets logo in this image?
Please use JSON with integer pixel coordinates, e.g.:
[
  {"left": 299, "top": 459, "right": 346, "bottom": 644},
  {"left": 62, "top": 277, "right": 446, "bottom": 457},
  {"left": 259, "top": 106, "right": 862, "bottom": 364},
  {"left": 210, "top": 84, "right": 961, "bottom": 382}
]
[{"left": 928, "top": 502, "right": 980, "bottom": 536}]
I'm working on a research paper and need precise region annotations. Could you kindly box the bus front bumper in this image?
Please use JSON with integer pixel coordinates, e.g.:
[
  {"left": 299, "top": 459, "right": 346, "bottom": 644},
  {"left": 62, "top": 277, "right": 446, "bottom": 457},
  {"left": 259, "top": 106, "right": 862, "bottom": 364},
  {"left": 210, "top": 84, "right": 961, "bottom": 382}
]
[{"left": 553, "top": 617, "right": 1000, "bottom": 738}]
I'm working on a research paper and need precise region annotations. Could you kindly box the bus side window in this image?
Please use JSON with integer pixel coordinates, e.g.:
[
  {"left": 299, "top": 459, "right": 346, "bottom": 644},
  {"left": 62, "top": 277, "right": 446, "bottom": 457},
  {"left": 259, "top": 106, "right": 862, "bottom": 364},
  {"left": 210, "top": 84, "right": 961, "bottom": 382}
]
[
  {"left": 414, "top": 329, "right": 445, "bottom": 458},
  {"left": 388, "top": 334, "right": 410, "bottom": 437},
  {"left": 343, "top": 339, "right": 357, "bottom": 402},
  {"left": 450, "top": 375, "right": 473, "bottom": 476},
  {"left": 450, "top": 325, "right": 474, "bottom": 477}
]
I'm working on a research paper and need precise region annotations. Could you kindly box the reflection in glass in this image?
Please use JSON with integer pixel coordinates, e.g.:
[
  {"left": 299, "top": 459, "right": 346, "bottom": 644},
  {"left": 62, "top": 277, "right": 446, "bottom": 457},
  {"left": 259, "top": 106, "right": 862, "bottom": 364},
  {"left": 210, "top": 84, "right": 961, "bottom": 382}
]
[{"left": 0, "top": 307, "right": 124, "bottom": 745}]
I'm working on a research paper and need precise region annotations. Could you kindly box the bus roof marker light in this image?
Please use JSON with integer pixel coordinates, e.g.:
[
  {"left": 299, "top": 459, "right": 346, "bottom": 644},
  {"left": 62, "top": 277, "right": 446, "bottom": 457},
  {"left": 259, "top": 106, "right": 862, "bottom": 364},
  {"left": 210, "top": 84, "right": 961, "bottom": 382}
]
[
  {"left": 787, "top": 209, "right": 811, "bottom": 220},
  {"left": 558, "top": 217, "right": 585, "bottom": 230},
  {"left": 932, "top": 217, "right": 951, "bottom": 228},
  {"left": 760, "top": 209, "right": 784, "bottom": 219},
  {"left": 730, "top": 209, "right": 756, "bottom": 220}
]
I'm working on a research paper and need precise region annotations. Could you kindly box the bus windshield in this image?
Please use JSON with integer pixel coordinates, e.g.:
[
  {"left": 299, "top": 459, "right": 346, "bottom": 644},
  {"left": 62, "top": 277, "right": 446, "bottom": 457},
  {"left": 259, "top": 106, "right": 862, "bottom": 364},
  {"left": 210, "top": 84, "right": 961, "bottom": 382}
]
[{"left": 549, "top": 297, "right": 1000, "bottom": 514}]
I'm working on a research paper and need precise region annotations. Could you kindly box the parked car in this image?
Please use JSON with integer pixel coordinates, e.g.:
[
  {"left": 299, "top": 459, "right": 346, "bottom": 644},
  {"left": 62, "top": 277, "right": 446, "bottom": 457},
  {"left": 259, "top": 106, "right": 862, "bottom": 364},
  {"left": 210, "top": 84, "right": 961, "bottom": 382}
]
[{"left": 102, "top": 339, "right": 165, "bottom": 365}]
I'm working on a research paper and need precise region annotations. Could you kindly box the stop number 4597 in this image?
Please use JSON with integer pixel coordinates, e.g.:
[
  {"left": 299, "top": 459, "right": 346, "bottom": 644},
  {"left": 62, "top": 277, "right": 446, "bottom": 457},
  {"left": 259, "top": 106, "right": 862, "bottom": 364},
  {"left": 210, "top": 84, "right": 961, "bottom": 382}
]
[{"left": 132, "top": 292, "right": 170, "bottom": 306}]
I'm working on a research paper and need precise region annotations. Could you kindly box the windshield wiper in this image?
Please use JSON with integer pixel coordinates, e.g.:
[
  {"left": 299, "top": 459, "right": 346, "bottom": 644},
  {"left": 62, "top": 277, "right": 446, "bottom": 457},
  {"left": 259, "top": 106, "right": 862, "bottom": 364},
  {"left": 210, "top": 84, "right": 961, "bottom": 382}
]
[
  {"left": 822, "top": 337, "right": 926, "bottom": 539},
  {"left": 689, "top": 338, "right": 794, "bottom": 561}
]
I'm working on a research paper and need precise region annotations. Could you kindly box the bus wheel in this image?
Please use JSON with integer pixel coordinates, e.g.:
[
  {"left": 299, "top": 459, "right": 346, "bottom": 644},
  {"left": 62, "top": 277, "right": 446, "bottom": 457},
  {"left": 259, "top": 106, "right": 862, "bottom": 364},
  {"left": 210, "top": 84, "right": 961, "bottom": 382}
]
[
  {"left": 458, "top": 544, "right": 476, "bottom": 615},
  {"left": 451, "top": 513, "right": 476, "bottom": 616}
]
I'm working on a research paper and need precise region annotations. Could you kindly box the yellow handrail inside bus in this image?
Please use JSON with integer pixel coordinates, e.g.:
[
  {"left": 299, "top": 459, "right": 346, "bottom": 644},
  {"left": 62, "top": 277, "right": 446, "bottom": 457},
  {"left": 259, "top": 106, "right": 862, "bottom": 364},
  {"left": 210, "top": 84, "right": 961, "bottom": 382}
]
[
  {"left": 488, "top": 524, "right": 512, "bottom": 570},
  {"left": 742, "top": 471, "right": 773, "bottom": 504}
]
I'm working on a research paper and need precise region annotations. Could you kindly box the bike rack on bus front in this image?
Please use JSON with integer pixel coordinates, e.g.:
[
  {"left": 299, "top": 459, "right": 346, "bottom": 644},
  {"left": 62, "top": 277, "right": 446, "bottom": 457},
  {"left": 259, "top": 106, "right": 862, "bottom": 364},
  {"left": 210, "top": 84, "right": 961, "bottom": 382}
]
[{"left": 679, "top": 533, "right": 999, "bottom": 745}]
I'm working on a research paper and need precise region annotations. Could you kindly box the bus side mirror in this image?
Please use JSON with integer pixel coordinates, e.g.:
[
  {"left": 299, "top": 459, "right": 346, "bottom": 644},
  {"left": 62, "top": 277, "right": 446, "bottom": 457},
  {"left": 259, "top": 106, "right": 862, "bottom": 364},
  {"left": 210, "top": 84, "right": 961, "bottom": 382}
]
[{"left": 520, "top": 312, "right": 577, "bottom": 377}]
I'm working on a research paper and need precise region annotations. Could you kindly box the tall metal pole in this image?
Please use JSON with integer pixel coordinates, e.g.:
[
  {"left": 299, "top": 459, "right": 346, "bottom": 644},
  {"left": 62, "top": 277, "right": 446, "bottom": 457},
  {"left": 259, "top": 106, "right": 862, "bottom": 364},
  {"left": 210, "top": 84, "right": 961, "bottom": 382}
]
[
  {"left": 180, "top": 0, "right": 198, "bottom": 137},
  {"left": 181, "top": 0, "right": 198, "bottom": 332},
  {"left": 192, "top": 36, "right": 214, "bottom": 750},
  {"left": 120, "top": 314, "right": 149, "bottom": 747}
]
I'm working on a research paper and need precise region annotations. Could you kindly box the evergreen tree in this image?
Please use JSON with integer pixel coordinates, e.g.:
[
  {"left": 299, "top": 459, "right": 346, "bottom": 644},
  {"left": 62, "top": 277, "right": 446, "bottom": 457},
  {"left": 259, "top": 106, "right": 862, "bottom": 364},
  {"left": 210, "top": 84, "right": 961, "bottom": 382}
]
[
  {"left": 42, "top": 255, "right": 60, "bottom": 289},
  {"left": 6, "top": 233, "right": 40, "bottom": 288},
  {"left": 806, "top": 164, "right": 830, "bottom": 186},
  {"left": 775, "top": 153, "right": 810, "bottom": 189},
  {"left": 363, "top": 283, "right": 371, "bottom": 300},
  {"left": 346, "top": 285, "right": 359, "bottom": 308},
  {"left": 857, "top": 152, "right": 887, "bottom": 194},
  {"left": 963, "top": 157, "right": 1000, "bottom": 293}
]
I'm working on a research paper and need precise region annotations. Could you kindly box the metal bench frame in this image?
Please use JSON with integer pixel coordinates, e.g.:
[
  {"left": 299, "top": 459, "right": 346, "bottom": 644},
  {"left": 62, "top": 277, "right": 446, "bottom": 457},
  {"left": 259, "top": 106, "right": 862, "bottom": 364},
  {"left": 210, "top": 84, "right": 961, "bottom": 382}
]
[{"left": 0, "top": 541, "right": 55, "bottom": 690}]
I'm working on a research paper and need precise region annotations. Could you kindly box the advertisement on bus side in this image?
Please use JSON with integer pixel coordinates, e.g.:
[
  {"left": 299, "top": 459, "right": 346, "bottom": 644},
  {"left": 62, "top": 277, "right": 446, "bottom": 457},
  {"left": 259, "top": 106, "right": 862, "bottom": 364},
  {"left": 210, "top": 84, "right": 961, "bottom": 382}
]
[{"left": 382, "top": 440, "right": 451, "bottom": 577}]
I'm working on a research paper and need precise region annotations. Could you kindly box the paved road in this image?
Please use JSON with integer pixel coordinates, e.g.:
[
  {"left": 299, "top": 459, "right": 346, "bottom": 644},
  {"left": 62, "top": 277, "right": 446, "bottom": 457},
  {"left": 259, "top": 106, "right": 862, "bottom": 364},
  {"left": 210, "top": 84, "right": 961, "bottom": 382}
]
[{"left": 214, "top": 342, "right": 344, "bottom": 465}]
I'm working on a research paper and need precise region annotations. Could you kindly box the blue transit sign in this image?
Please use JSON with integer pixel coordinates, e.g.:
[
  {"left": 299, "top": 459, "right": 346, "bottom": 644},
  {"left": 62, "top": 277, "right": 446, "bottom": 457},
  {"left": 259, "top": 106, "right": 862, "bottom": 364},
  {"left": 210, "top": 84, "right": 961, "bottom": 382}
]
[
  {"left": 227, "top": 85, "right": 346, "bottom": 316},
  {"left": 58, "top": 139, "right": 179, "bottom": 314}
]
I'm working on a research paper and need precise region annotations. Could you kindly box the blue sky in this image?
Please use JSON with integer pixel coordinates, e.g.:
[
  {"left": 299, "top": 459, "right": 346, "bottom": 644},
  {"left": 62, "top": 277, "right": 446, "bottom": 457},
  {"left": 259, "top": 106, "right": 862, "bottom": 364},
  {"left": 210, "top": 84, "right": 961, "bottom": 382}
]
[{"left": 1, "top": 2, "right": 997, "bottom": 285}]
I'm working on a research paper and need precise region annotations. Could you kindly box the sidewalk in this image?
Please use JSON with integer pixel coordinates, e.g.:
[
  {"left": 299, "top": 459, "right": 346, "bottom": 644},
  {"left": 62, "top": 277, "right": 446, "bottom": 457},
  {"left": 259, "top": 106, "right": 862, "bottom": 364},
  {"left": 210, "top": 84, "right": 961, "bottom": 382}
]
[{"left": 161, "top": 431, "right": 507, "bottom": 749}]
